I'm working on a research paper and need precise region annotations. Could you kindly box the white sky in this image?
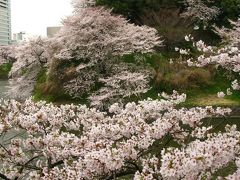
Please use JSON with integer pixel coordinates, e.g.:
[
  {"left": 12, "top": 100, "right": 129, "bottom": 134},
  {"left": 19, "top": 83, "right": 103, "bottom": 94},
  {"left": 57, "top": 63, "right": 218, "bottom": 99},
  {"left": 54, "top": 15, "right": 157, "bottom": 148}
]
[{"left": 11, "top": 0, "right": 73, "bottom": 37}]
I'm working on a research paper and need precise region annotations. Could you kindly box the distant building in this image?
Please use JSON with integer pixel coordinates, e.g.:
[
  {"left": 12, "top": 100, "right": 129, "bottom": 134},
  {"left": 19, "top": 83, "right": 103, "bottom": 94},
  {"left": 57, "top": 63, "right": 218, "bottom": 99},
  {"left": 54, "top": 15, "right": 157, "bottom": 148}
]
[
  {"left": 12, "top": 31, "right": 27, "bottom": 43},
  {"left": 0, "top": 0, "right": 11, "bottom": 45},
  {"left": 47, "top": 26, "right": 61, "bottom": 38}
]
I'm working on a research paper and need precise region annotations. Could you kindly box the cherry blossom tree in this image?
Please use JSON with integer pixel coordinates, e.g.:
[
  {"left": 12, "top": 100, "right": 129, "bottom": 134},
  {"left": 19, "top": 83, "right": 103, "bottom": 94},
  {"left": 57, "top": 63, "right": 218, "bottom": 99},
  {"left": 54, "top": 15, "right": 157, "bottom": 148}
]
[
  {"left": 7, "top": 37, "right": 51, "bottom": 100},
  {"left": 183, "top": 19, "right": 240, "bottom": 97},
  {"left": 0, "top": 1, "right": 240, "bottom": 179},
  {"left": 181, "top": 0, "right": 220, "bottom": 24},
  {"left": 0, "top": 45, "right": 17, "bottom": 65},
  {"left": 57, "top": 0, "right": 161, "bottom": 61},
  {"left": 215, "top": 18, "right": 240, "bottom": 46},
  {"left": 2, "top": 0, "right": 161, "bottom": 105},
  {"left": 50, "top": 0, "right": 162, "bottom": 107},
  {"left": 0, "top": 92, "right": 237, "bottom": 179}
]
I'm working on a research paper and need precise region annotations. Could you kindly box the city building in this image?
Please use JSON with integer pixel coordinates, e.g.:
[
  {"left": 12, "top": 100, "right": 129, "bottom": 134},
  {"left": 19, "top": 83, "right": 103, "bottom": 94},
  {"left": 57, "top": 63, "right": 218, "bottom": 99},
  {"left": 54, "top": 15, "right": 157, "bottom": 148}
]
[
  {"left": 12, "top": 31, "right": 27, "bottom": 43},
  {"left": 0, "top": 0, "right": 11, "bottom": 45},
  {"left": 47, "top": 26, "right": 61, "bottom": 38}
]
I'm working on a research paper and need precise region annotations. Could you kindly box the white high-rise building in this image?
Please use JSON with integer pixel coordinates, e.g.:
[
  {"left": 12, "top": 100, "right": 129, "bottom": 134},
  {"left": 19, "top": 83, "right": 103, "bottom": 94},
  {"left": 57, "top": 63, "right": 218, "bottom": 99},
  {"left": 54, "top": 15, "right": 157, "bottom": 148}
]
[
  {"left": 12, "top": 31, "right": 27, "bottom": 43},
  {"left": 0, "top": 0, "right": 11, "bottom": 45}
]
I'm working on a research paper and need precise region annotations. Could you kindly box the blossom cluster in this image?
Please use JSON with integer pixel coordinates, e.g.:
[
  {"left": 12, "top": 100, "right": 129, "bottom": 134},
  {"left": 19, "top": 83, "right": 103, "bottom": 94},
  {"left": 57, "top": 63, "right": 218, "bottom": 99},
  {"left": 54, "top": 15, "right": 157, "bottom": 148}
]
[
  {"left": 0, "top": 45, "right": 16, "bottom": 65},
  {"left": 181, "top": 0, "right": 220, "bottom": 24},
  {"left": 182, "top": 19, "right": 240, "bottom": 97},
  {"left": 136, "top": 125, "right": 240, "bottom": 179},
  {"left": 56, "top": 0, "right": 161, "bottom": 107},
  {"left": 0, "top": 92, "right": 236, "bottom": 179}
]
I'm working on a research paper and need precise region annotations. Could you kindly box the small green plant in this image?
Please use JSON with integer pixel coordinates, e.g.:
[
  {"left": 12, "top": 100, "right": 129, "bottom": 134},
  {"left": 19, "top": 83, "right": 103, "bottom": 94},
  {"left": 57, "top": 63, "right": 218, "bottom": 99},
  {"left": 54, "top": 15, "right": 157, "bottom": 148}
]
[{"left": 0, "top": 63, "right": 12, "bottom": 79}]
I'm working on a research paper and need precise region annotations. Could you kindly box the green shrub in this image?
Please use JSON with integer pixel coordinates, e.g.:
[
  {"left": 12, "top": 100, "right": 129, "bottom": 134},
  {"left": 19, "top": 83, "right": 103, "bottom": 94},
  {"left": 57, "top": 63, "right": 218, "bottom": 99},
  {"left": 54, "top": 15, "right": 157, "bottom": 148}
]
[
  {"left": 96, "top": 0, "right": 179, "bottom": 18},
  {"left": 33, "top": 66, "right": 85, "bottom": 104},
  {"left": 0, "top": 63, "right": 12, "bottom": 79},
  {"left": 154, "top": 67, "right": 212, "bottom": 91},
  {"left": 171, "top": 69, "right": 212, "bottom": 89},
  {"left": 219, "top": 0, "right": 240, "bottom": 19}
]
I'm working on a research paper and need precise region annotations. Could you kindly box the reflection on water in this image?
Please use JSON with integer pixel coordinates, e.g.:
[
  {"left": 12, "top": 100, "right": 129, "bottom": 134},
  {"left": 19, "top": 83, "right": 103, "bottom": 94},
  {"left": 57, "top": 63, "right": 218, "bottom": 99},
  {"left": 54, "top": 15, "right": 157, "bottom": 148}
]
[{"left": 0, "top": 80, "right": 9, "bottom": 99}]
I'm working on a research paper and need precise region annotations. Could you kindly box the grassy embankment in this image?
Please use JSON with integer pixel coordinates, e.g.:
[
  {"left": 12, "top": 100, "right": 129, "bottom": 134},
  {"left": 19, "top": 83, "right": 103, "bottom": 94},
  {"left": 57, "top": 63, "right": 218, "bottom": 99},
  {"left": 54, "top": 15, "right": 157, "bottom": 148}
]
[{"left": 32, "top": 51, "right": 240, "bottom": 107}]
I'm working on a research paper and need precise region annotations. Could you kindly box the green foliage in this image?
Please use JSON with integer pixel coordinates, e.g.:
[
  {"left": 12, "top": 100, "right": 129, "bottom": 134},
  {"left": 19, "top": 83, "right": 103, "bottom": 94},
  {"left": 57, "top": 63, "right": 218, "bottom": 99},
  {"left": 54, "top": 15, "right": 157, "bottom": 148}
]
[
  {"left": 124, "top": 52, "right": 212, "bottom": 92},
  {"left": 0, "top": 63, "right": 12, "bottom": 79},
  {"left": 96, "top": 0, "right": 240, "bottom": 22},
  {"left": 183, "top": 69, "right": 240, "bottom": 107},
  {"left": 96, "top": 0, "right": 142, "bottom": 20},
  {"left": 219, "top": 0, "right": 240, "bottom": 19},
  {"left": 33, "top": 67, "right": 89, "bottom": 105},
  {"left": 33, "top": 68, "right": 54, "bottom": 102},
  {"left": 96, "top": 0, "right": 240, "bottom": 46},
  {"left": 33, "top": 68, "right": 69, "bottom": 103},
  {"left": 96, "top": 0, "right": 179, "bottom": 19},
  {"left": 36, "top": 68, "right": 47, "bottom": 84}
]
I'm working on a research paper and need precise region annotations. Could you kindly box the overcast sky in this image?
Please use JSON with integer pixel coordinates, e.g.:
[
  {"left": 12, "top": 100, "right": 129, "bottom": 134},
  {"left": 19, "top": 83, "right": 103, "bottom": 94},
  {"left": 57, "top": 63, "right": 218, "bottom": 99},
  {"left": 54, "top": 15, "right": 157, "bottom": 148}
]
[{"left": 11, "top": 0, "right": 73, "bottom": 37}]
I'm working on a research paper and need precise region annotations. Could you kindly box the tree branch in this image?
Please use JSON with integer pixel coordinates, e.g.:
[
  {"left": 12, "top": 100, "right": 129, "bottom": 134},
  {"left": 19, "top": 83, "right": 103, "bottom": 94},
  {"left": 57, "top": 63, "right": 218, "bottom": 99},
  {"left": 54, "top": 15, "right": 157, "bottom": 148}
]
[{"left": 0, "top": 173, "right": 10, "bottom": 180}]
